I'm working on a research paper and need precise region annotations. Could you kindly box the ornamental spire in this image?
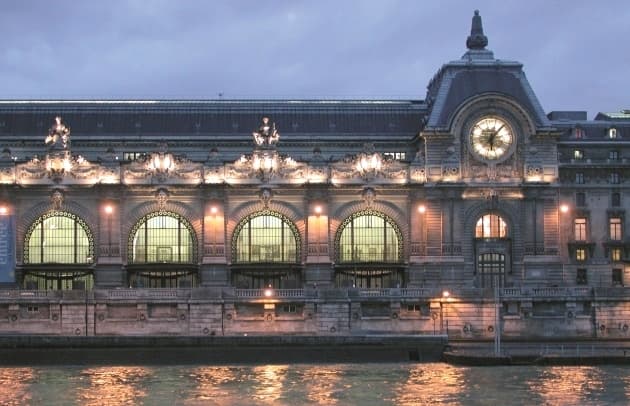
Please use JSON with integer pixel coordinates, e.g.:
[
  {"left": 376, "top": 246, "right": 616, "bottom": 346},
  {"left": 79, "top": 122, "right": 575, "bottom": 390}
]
[{"left": 466, "top": 10, "right": 488, "bottom": 50}]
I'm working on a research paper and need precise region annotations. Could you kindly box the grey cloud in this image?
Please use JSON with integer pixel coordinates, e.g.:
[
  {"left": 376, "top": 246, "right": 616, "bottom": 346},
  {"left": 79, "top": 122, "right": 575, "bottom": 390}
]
[{"left": 0, "top": 0, "right": 628, "bottom": 117}]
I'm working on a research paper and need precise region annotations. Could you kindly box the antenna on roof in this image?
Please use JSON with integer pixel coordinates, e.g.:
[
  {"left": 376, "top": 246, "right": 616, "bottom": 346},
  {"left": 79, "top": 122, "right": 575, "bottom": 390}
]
[{"left": 218, "top": 92, "right": 224, "bottom": 99}]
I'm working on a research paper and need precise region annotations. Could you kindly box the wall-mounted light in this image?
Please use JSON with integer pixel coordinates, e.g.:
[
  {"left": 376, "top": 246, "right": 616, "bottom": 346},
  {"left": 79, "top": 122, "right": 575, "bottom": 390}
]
[
  {"left": 0, "top": 206, "right": 7, "bottom": 215},
  {"left": 210, "top": 206, "right": 218, "bottom": 215},
  {"left": 104, "top": 205, "right": 113, "bottom": 215},
  {"left": 560, "top": 204, "right": 569, "bottom": 214},
  {"left": 418, "top": 204, "right": 426, "bottom": 214},
  {"left": 314, "top": 205, "right": 323, "bottom": 216}
]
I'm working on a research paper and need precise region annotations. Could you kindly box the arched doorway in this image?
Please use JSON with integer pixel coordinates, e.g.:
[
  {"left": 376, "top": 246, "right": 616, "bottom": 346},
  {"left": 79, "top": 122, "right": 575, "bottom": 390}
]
[
  {"left": 231, "top": 210, "right": 301, "bottom": 289},
  {"left": 23, "top": 211, "right": 94, "bottom": 290},
  {"left": 127, "top": 211, "right": 198, "bottom": 288},
  {"left": 334, "top": 210, "right": 404, "bottom": 288},
  {"left": 474, "top": 213, "right": 510, "bottom": 288}
]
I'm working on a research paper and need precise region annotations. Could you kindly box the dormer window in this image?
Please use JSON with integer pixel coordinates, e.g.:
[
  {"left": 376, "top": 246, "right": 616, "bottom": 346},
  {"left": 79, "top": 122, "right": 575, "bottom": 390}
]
[
  {"left": 610, "top": 172, "right": 621, "bottom": 184},
  {"left": 609, "top": 150, "right": 620, "bottom": 161},
  {"left": 574, "top": 127, "right": 585, "bottom": 139},
  {"left": 609, "top": 128, "right": 618, "bottom": 139}
]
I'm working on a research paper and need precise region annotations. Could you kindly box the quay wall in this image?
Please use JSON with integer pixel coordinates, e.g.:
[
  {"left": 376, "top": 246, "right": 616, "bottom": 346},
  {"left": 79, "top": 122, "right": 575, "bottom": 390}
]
[{"left": 1, "top": 287, "right": 629, "bottom": 339}]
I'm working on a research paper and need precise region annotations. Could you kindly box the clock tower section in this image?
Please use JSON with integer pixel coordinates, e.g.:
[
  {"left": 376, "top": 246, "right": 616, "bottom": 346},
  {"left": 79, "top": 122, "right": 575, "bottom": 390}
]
[{"left": 411, "top": 10, "right": 563, "bottom": 289}]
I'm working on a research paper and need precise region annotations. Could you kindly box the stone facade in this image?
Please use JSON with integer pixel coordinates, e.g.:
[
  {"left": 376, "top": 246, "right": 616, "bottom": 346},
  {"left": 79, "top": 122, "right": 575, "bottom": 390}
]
[{"left": 0, "top": 12, "right": 629, "bottom": 338}]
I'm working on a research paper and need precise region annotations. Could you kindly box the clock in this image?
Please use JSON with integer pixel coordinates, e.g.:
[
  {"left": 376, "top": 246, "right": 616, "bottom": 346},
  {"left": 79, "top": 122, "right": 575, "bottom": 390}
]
[{"left": 469, "top": 117, "right": 514, "bottom": 161}]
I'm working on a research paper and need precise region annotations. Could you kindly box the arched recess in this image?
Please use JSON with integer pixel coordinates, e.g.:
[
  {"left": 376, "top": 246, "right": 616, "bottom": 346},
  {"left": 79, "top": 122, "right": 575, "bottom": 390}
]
[
  {"left": 332, "top": 199, "right": 409, "bottom": 260},
  {"left": 22, "top": 210, "right": 95, "bottom": 290},
  {"left": 230, "top": 209, "right": 302, "bottom": 289},
  {"left": 333, "top": 209, "right": 405, "bottom": 289},
  {"left": 17, "top": 200, "right": 98, "bottom": 266},
  {"left": 464, "top": 202, "right": 520, "bottom": 288},
  {"left": 227, "top": 199, "right": 305, "bottom": 263},
  {"left": 126, "top": 210, "right": 199, "bottom": 288},
  {"left": 121, "top": 199, "right": 202, "bottom": 263},
  {"left": 448, "top": 93, "right": 538, "bottom": 138},
  {"left": 448, "top": 93, "right": 539, "bottom": 181}
]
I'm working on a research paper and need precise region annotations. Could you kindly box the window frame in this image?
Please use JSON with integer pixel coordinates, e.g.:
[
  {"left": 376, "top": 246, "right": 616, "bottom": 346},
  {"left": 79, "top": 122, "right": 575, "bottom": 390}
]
[
  {"left": 231, "top": 210, "right": 301, "bottom": 264},
  {"left": 24, "top": 211, "right": 94, "bottom": 265},
  {"left": 609, "top": 217, "right": 623, "bottom": 241},
  {"left": 475, "top": 214, "right": 508, "bottom": 239},
  {"left": 574, "top": 218, "right": 588, "bottom": 241},
  {"left": 334, "top": 210, "right": 403, "bottom": 263},
  {"left": 128, "top": 211, "right": 197, "bottom": 264}
]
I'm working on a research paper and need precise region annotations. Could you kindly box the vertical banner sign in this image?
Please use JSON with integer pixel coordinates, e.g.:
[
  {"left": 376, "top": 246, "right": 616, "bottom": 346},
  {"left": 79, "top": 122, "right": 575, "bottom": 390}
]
[{"left": 0, "top": 215, "right": 15, "bottom": 283}]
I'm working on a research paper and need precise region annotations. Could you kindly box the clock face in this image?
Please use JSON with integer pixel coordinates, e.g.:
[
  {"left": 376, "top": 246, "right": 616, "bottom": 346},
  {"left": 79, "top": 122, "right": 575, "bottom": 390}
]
[{"left": 469, "top": 117, "right": 514, "bottom": 161}]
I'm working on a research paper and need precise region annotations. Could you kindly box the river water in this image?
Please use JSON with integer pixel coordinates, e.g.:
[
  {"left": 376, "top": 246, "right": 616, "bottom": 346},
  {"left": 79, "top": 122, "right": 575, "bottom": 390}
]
[{"left": 1, "top": 363, "right": 628, "bottom": 405}]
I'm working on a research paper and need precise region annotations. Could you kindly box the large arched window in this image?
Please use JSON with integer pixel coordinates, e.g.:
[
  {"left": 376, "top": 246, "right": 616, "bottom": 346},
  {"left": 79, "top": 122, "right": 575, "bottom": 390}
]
[
  {"left": 128, "top": 212, "right": 196, "bottom": 264},
  {"left": 335, "top": 210, "right": 402, "bottom": 263},
  {"left": 24, "top": 211, "right": 93, "bottom": 264},
  {"left": 23, "top": 211, "right": 94, "bottom": 290},
  {"left": 475, "top": 214, "right": 508, "bottom": 238},
  {"left": 232, "top": 211, "right": 300, "bottom": 263}
]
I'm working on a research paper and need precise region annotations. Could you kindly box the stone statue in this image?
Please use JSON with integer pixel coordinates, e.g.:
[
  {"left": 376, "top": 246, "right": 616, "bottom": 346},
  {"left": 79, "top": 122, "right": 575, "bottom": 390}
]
[
  {"left": 252, "top": 117, "right": 279, "bottom": 147},
  {"left": 45, "top": 117, "right": 70, "bottom": 151}
]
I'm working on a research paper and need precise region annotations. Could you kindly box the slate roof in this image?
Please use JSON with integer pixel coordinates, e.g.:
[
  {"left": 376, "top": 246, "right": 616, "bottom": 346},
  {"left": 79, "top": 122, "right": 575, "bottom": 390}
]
[
  {"left": 595, "top": 111, "right": 630, "bottom": 121},
  {"left": 0, "top": 100, "right": 428, "bottom": 141}
]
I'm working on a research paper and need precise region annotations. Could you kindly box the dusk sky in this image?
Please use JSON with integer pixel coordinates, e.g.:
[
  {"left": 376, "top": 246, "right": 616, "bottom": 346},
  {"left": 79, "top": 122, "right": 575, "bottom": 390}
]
[{"left": 1, "top": 1, "right": 628, "bottom": 118}]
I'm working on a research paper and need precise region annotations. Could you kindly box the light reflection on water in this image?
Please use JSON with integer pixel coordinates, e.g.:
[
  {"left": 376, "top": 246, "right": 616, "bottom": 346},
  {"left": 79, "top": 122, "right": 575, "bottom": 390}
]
[
  {"left": 76, "top": 367, "right": 150, "bottom": 405},
  {"left": 1, "top": 363, "right": 630, "bottom": 405},
  {"left": 0, "top": 367, "right": 35, "bottom": 406},
  {"left": 527, "top": 366, "right": 608, "bottom": 405},
  {"left": 393, "top": 364, "right": 465, "bottom": 405}
]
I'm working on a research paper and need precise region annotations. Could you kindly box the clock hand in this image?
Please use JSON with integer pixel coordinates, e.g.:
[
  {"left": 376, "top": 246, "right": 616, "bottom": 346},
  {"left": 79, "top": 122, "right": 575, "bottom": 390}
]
[{"left": 488, "top": 133, "right": 496, "bottom": 150}]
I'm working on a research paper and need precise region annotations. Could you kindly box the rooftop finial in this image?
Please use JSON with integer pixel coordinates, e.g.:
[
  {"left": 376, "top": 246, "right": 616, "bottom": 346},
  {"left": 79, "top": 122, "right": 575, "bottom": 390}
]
[{"left": 466, "top": 10, "right": 488, "bottom": 50}]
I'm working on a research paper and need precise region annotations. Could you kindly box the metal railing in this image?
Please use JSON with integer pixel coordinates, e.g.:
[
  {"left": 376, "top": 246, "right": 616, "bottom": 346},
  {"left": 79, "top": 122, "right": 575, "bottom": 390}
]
[{"left": 0, "top": 286, "right": 604, "bottom": 302}]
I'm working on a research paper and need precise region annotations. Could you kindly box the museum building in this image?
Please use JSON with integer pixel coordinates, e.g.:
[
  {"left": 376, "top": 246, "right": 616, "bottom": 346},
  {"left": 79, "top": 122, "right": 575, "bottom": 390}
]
[{"left": 0, "top": 11, "right": 629, "bottom": 338}]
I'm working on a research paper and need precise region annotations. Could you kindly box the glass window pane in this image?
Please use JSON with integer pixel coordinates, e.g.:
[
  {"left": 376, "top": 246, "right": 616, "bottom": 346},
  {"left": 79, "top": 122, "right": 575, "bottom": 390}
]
[
  {"left": 25, "top": 212, "right": 93, "bottom": 264},
  {"left": 129, "top": 213, "right": 195, "bottom": 264},
  {"left": 337, "top": 212, "right": 400, "bottom": 263},
  {"left": 234, "top": 213, "right": 299, "bottom": 263},
  {"left": 475, "top": 214, "right": 507, "bottom": 238}
]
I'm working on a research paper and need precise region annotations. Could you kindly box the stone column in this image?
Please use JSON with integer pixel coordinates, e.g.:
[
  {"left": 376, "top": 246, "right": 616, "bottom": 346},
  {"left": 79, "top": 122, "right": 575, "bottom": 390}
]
[{"left": 200, "top": 189, "right": 228, "bottom": 286}]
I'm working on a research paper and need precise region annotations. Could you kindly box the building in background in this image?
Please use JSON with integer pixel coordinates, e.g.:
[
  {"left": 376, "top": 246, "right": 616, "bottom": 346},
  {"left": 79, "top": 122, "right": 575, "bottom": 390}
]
[{"left": 0, "top": 11, "right": 628, "bottom": 338}]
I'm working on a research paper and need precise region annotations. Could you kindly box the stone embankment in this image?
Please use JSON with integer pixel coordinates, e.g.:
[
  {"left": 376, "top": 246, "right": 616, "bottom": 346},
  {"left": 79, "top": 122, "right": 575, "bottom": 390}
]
[
  {"left": 0, "top": 334, "right": 447, "bottom": 365},
  {"left": 443, "top": 340, "right": 630, "bottom": 365}
]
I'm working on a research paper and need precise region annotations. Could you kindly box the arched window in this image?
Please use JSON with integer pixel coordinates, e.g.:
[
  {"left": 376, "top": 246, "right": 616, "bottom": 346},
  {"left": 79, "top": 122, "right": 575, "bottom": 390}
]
[
  {"left": 475, "top": 214, "right": 507, "bottom": 238},
  {"left": 24, "top": 211, "right": 93, "bottom": 264},
  {"left": 335, "top": 210, "right": 402, "bottom": 263},
  {"left": 232, "top": 211, "right": 300, "bottom": 263},
  {"left": 23, "top": 211, "right": 94, "bottom": 290},
  {"left": 128, "top": 212, "right": 196, "bottom": 264}
]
